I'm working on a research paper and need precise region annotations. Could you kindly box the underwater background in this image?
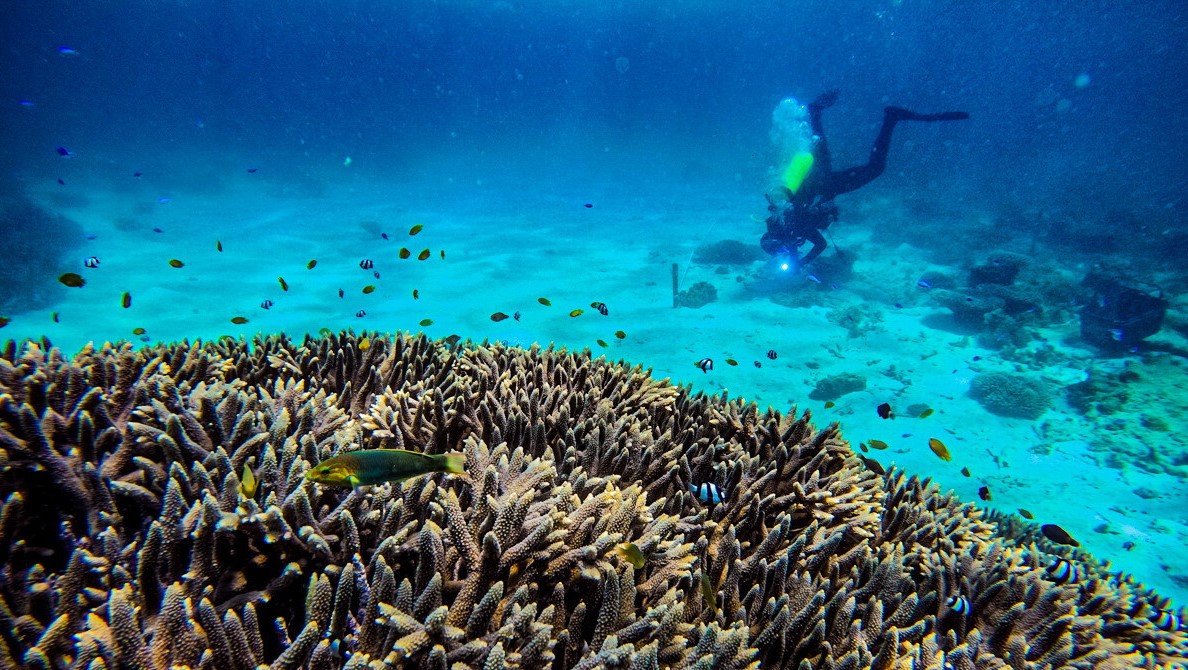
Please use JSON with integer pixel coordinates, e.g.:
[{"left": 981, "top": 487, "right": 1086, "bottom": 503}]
[{"left": 1, "top": 0, "right": 1187, "bottom": 628}]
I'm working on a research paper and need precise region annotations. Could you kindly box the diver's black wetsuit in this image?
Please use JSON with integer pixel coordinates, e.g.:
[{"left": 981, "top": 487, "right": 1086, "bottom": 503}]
[{"left": 761, "top": 91, "right": 969, "bottom": 266}]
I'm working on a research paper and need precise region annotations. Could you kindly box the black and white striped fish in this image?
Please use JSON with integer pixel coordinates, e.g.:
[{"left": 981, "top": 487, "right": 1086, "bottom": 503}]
[
  {"left": 690, "top": 482, "right": 723, "bottom": 504},
  {"left": 947, "top": 595, "right": 970, "bottom": 615},
  {"left": 355, "top": 309, "right": 367, "bottom": 318},
  {"left": 83, "top": 256, "right": 100, "bottom": 268},
  {"left": 359, "top": 259, "right": 374, "bottom": 270},
  {"left": 696, "top": 358, "right": 713, "bottom": 373},
  {"left": 1045, "top": 557, "right": 1079, "bottom": 584},
  {"left": 1150, "top": 608, "right": 1182, "bottom": 632},
  {"left": 260, "top": 299, "right": 274, "bottom": 310}
]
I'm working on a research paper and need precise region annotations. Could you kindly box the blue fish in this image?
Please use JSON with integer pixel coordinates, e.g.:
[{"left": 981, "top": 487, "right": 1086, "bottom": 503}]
[
  {"left": 18, "top": 100, "right": 34, "bottom": 108},
  {"left": 56, "top": 146, "right": 71, "bottom": 157},
  {"left": 917, "top": 279, "right": 932, "bottom": 289},
  {"left": 690, "top": 482, "right": 723, "bottom": 504},
  {"left": 947, "top": 595, "right": 970, "bottom": 615},
  {"left": 57, "top": 46, "right": 80, "bottom": 57},
  {"left": 806, "top": 274, "right": 821, "bottom": 284},
  {"left": 1108, "top": 329, "right": 1124, "bottom": 341}
]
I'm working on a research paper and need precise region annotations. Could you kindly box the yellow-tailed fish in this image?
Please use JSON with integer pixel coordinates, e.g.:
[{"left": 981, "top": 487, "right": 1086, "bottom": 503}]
[
  {"left": 305, "top": 449, "right": 464, "bottom": 488},
  {"left": 239, "top": 464, "right": 258, "bottom": 499},
  {"left": 614, "top": 542, "right": 645, "bottom": 569},
  {"left": 928, "top": 437, "right": 952, "bottom": 462}
]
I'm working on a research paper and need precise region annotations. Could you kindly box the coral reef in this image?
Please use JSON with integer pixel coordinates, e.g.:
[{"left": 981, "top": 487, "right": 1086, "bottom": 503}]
[
  {"left": 676, "top": 281, "right": 718, "bottom": 308},
  {"left": 0, "top": 194, "right": 84, "bottom": 314},
  {"left": 969, "top": 372, "right": 1053, "bottom": 420},
  {"left": 0, "top": 332, "right": 1184, "bottom": 669},
  {"left": 808, "top": 371, "right": 867, "bottom": 401},
  {"left": 692, "top": 240, "right": 766, "bottom": 266}
]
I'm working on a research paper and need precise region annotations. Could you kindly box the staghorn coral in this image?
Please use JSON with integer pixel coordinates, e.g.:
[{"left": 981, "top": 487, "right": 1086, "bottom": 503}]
[{"left": 0, "top": 331, "right": 1184, "bottom": 669}]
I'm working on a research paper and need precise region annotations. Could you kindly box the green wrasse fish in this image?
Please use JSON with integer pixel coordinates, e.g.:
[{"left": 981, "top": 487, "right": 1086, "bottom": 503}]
[{"left": 305, "top": 449, "right": 465, "bottom": 488}]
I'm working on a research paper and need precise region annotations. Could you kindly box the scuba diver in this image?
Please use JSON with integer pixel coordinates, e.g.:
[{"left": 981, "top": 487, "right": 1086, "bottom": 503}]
[{"left": 760, "top": 90, "right": 969, "bottom": 268}]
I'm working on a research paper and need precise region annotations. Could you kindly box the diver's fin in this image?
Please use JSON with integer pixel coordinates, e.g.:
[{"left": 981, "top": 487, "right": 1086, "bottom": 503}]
[
  {"left": 809, "top": 89, "right": 840, "bottom": 111},
  {"left": 886, "top": 106, "right": 969, "bottom": 122}
]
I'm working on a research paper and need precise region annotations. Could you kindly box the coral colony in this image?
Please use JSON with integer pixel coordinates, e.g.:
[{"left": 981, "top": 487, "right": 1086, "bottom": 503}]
[{"left": 0, "top": 332, "right": 1184, "bottom": 668}]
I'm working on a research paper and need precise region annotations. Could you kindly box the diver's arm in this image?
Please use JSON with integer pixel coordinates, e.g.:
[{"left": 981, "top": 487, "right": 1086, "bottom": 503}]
[{"left": 800, "top": 229, "right": 828, "bottom": 266}]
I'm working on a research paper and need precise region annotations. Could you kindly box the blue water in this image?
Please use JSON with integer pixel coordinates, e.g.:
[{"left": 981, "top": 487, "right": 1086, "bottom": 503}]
[{"left": 2, "top": 0, "right": 1187, "bottom": 610}]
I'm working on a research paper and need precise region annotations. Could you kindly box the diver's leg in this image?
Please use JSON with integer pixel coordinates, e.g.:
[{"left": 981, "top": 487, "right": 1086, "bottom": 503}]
[
  {"left": 807, "top": 90, "right": 838, "bottom": 173},
  {"left": 829, "top": 105, "right": 969, "bottom": 196}
]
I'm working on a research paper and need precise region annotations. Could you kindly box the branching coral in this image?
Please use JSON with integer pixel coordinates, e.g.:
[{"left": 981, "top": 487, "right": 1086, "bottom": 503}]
[{"left": 0, "top": 332, "right": 1183, "bottom": 669}]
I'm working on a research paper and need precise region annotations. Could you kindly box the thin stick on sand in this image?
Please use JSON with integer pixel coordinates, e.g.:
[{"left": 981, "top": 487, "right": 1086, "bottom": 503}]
[{"left": 672, "top": 263, "right": 679, "bottom": 308}]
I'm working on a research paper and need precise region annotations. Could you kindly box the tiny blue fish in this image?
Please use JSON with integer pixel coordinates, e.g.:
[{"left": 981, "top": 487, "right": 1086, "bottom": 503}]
[
  {"left": 1109, "top": 329, "right": 1124, "bottom": 341},
  {"left": 917, "top": 279, "right": 932, "bottom": 289},
  {"left": 806, "top": 274, "right": 821, "bottom": 284},
  {"left": 690, "top": 482, "right": 723, "bottom": 504},
  {"left": 261, "top": 299, "right": 274, "bottom": 310},
  {"left": 57, "top": 46, "right": 80, "bottom": 57},
  {"left": 56, "top": 146, "right": 71, "bottom": 157},
  {"left": 947, "top": 595, "right": 970, "bottom": 615},
  {"left": 157, "top": 197, "right": 171, "bottom": 204},
  {"left": 19, "top": 100, "right": 34, "bottom": 108}
]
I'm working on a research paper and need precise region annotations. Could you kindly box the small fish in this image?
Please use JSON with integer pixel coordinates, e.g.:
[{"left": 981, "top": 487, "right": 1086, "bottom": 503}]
[
  {"left": 57, "top": 47, "right": 79, "bottom": 57},
  {"left": 700, "top": 572, "right": 716, "bottom": 612},
  {"left": 690, "top": 482, "right": 723, "bottom": 504},
  {"left": 824, "top": 401, "right": 835, "bottom": 408},
  {"left": 859, "top": 456, "right": 886, "bottom": 475},
  {"left": 440, "top": 250, "right": 446, "bottom": 260},
  {"left": 1018, "top": 508, "right": 1034, "bottom": 520},
  {"left": 767, "top": 349, "right": 778, "bottom": 359},
  {"left": 231, "top": 316, "right": 249, "bottom": 324},
  {"left": 584, "top": 203, "right": 594, "bottom": 208},
  {"left": 1045, "top": 557, "right": 1079, "bottom": 584},
  {"left": 157, "top": 197, "right": 170, "bottom": 204},
  {"left": 614, "top": 542, "right": 645, "bottom": 569},
  {"left": 216, "top": 240, "right": 223, "bottom": 252},
  {"left": 1150, "top": 608, "right": 1182, "bottom": 632},
  {"left": 696, "top": 358, "right": 713, "bottom": 373},
  {"left": 132, "top": 327, "right": 146, "bottom": 336},
  {"left": 359, "top": 259, "right": 375, "bottom": 270},
  {"left": 57, "top": 178, "right": 65, "bottom": 185},
  {"left": 338, "top": 289, "right": 345, "bottom": 299},
  {"left": 417, "top": 248, "right": 431, "bottom": 261},
  {"left": 978, "top": 485, "right": 991, "bottom": 501},
  {"left": 753, "top": 361, "right": 762, "bottom": 368},
  {"left": 596, "top": 339, "right": 609, "bottom": 348},
  {"left": 1108, "top": 328, "right": 1124, "bottom": 341},
  {"left": 239, "top": 464, "right": 258, "bottom": 499},
  {"left": 261, "top": 299, "right": 273, "bottom": 310},
  {"left": 960, "top": 467, "right": 971, "bottom": 477},
  {"left": 278, "top": 277, "right": 288, "bottom": 291},
  {"left": 917, "top": 408, "right": 935, "bottom": 419},
  {"left": 917, "top": 279, "right": 932, "bottom": 289},
  {"left": 58, "top": 273, "right": 86, "bottom": 288},
  {"left": 50, "top": 312, "right": 60, "bottom": 323},
  {"left": 84, "top": 256, "right": 100, "bottom": 268},
  {"left": 133, "top": 171, "right": 142, "bottom": 177},
  {"left": 399, "top": 248, "right": 411, "bottom": 259},
  {"left": 877, "top": 403, "right": 894, "bottom": 419},
  {"left": 490, "top": 312, "right": 510, "bottom": 322},
  {"left": 537, "top": 297, "right": 552, "bottom": 306},
  {"left": 806, "top": 274, "right": 821, "bottom": 284},
  {"left": 356, "top": 310, "right": 367, "bottom": 318},
  {"left": 409, "top": 224, "right": 424, "bottom": 236},
  {"left": 858, "top": 442, "right": 868, "bottom": 453},
  {"left": 307, "top": 260, "right": 317, "bottom": 269},
  {"left": 513, "top": 311, "right": 521, "bottom": 321},
  {"left": 56, "top": 146, "right": 72, "bottom": 156},
  {"left": 247, "top": 168, "right": 258, "bottom": 173},
  {"left": 121, "top": 292, "right": 132, "bottom": 308},
  {"left": 381, "top": 232, "right": 389, "bottom": 240},
  {"left": 1122, "top": 541, "right": 1135, "bottom": 551},
  {"left": 725, "top": 358, "right": 738, "bottom": 366},
  {"left": 19, "top": 100, "right": 34, "bottom": 107},
  {"left": 139, "top": 335, "right": 150, "bottom": 342},
  {"left": 362, "top": 285, "right": 376, "bottom": 294},
  {"left": 867, "top": 439, "right": 890, "bottom": 450},
  {"left": 443, "top": 334, "right": 461, "bottom": 346},
  {"left": 419, "top": 318, "right": 433, "bottom": 327},
  {"left": 1040, "top": 524, "right": 1079, "bottom": 547},
  {"left": 947, "top": 595, "right": 970, "bottom": 615},
  {"left": 592, "top": 301, "right": 608, "bottom": 315},
  {"left": 373, "top": 271, "right": 380, "bottom": 279},
  {"left": 928, "top": 438, "right": 952, "bottom": 461},
  {"left": 412, "top": 289, "right": 419, "bottom": 300},
  {"left": 569, "top": 309, "right": 584, "bottom": 317},
  {"left": 152, "top": 227, "right": 164, "bottom": 233},
  {"left": 169, "top": 259, "right": 184, "bottom": 268},
  {"left": 614, "top": 330, "right": 626, "bottom": 339},
  {"left": 359, "top": 337, "right": 371, "bottom": 351},
  {"left": 305, "top": 448, "right": 465, "bottom": 488}
]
